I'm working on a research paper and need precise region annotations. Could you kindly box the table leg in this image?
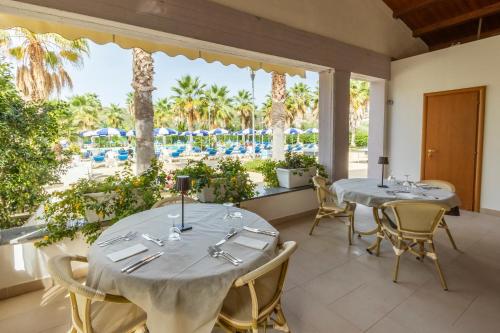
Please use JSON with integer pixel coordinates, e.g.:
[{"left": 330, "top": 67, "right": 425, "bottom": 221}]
[{"left": 366, "top": 207, "right": 384, "bottom": 256}]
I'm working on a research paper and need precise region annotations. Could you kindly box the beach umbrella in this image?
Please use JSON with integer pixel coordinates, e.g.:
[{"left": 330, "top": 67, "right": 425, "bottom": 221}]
[
  {"left": 193, "top": 130, "right": 209, "bottom": 136},
  {"left": 305, "top": 128, "right": 319, "bottom": 134},
  {"left": 126, "top": 130, "right": 136, "bottom": 137},
  {"left": 155, "top": 128, "right": 178, "bottom": 136},
  {"left": 80, "top": 130, "right": 98, "bottom": 137},
  {"left": 96, "top": 127, "right": 122, "bottom": 136},
  {"left": 242, "top": 128, "right": 255, "bottom": 135},
  {"left": 284, "top": 128, "right": 304, "bottom": 135},
  {"left": 209, "top": 128, "right": 229, "bottom": 135},
  {"left": 180, "top": 131, "right": 193, "bottom": 136},
  {"left": 285, "top": 127, "right": 303, "bottom": 144}
]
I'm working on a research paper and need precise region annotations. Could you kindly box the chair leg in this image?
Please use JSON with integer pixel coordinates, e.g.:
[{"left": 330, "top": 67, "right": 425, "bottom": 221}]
[
  {"left": 273, "top": 304, "right": 290, "bottom": 332},
  {"left": 351, "top": 213, "right": 356, "bottom": 235},
  {"left": 441, "top": 218, "right": 458, "bottom": 250},
  {"left": 430, "top": 242, "right": 448, "bottom": 291},
  {"left": 347, "top": 216, "right": 353, "bottom": 246},
  {"left": 418, "top": 241, "right": 425, "bottom": 262},
  {"left": 393, "top": 254, "right": 401, "bottom": 283},
  {"left": 309, "top": 210, "right": 322, "bottom": 235}
]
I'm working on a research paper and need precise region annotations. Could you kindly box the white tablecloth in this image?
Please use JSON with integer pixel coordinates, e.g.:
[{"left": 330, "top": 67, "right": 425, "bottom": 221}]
[
  {"left": 332, "top": 178, "right": 461, "bottom": 209},
  {"left": 87, "top": 203, "right": 278, "bottom": 333}
]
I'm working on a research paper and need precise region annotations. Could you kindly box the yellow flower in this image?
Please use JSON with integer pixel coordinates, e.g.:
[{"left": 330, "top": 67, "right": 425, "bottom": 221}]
[{"left": 43, "top": 236, "right": 49, "bottom": 240}]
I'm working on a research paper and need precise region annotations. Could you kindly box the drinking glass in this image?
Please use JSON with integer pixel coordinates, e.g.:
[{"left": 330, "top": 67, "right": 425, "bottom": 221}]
[
  {"left": 167, "top": 214, "right": 181, "bottom": 241},
  {"left": 403, "top": 174, "right": 411, "bottom": 192}
]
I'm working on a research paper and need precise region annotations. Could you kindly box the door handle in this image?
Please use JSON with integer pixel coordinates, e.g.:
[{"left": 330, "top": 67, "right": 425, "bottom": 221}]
[{"left": 427, "top": 149, "right": 436, "bottom": 158}]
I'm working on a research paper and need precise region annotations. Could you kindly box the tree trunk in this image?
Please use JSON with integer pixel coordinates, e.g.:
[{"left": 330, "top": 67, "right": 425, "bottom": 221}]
[
  {"left": 132, "top": 48, "right": 155, "bottom": 175},
  {"left": 271, "top": 73, "right": 286, "bottom": 161}
]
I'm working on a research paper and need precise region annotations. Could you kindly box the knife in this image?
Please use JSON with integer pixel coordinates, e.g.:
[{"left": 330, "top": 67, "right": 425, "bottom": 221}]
[
  {"left": 243, "top": 226, "right": 278, "bottom": 237},
  {"left": 215, "top": 229, "right": 238, "bottom": 246},
  {"left": 122, "top": 251, "right": 164, "bottom": 273},
  {"left": 142, "top": 234, "right": 164, "bottom": 246}
]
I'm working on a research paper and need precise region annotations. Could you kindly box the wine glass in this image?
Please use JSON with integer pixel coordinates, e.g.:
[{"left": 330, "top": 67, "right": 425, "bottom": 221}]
[
  {"left": 223, "top": 202, "right": 235, "bottom": 219},
  {"left": 167, "top": 214, "right": 181, "bottom": 241},
  {"left": 403, "top": 174, "right": 411, "bottom": 192}
]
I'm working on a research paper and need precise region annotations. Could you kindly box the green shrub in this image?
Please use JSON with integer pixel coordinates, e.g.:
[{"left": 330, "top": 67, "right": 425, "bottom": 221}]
[
  {"left": 355, "top": 129, "right": 368, "bottom": 147},
  {"left": 36, "top": 160, "right": 166, "bottom": 247},
  {"left": 174, "top": 157, "right": 256, "bottom": 203},
  {"left": 0, "top": 63, "right": 70, "bottom": 229}
]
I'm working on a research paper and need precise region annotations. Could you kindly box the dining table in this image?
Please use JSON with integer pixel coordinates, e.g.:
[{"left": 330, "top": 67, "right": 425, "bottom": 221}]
[
  {"left": 86, "top": 203, "right": 279, "bottom": 333},
  {"left": 331, "top": 178, "right": 461, "bottom": 255}
]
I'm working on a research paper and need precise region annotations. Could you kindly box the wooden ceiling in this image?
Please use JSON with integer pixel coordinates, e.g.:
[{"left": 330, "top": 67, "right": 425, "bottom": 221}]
[{"left": 383, "top": 0, "right": 500, "bottom": 50}]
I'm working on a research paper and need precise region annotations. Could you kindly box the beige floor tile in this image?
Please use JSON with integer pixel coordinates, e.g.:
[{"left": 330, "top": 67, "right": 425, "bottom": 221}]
[
  {"left": 365, "top": 316, "right": 417, "bottom": 333},
  {"left": 283, "top": 287, "right": 362, "bottom": 333},
  {"left": 387, "top": 279, "right": 478, "bottom": 333},
  {"left": 452, "top": 293, "right": 500, "bottom": 333},
  {"left": 302, "top": 260, "right": 375, "bottom": 306},
  {"left": 328, "top": 277, "right": 415, "bottom": 331}
]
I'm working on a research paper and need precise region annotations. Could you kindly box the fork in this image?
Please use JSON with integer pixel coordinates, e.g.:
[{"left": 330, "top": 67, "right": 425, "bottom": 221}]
[
  {"left": 207, "top": 246, "right": 239, "bottom": 266},
  {"left": 98, "top": 231, "right": 136, "bottom": 247},
  {"left": 214, "top": 244, "right": 242, "bottom": 263}
]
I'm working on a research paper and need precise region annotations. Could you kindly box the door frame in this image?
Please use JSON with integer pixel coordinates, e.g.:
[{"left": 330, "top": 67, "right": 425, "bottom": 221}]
[{"left": 420, "top": 86, "right": 486, "bottom": 212}]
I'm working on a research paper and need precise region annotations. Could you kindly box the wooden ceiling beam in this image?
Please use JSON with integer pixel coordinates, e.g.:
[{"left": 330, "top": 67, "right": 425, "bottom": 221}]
[
  {"left": 428, "top": 26, "right": 500, "bottom": 51},
  {"left": 392, "top": 0, "right": 444, "bottom": 19},
  {"left": 414, "top": 2, "right": 500, "bottom": 37}
]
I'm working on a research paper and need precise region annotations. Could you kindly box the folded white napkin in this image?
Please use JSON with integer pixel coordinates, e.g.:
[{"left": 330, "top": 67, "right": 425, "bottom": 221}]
[
  {"left": 233, "top": 236, "right": 268, "bottom": 250},
  {"left": 107, "top": 244, "right": 148, "bottom": 262}
]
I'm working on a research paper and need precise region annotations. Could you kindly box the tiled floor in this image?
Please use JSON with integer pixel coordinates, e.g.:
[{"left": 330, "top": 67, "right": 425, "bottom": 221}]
[{"left": 1, "top": 205, "right": 500, "bottom": 333}]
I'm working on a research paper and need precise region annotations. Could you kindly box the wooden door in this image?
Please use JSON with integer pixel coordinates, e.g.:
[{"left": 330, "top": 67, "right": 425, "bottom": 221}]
[{"left": 421, "top": 87, "right": 485, "bottom": 211}]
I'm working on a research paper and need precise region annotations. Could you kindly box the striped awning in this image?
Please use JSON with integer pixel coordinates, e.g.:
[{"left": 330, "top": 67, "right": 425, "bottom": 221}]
[{"left": 0, "top": 13, "right": 305, "bottom": 77}]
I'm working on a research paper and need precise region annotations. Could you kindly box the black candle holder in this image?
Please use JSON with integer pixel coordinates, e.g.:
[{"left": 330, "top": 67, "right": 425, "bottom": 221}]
[
  {"left": 378, "top": 156, "right": 389, "bottom": 188},
  {"left": 175, "top": 175, "right": 192, "bottom": 232}
]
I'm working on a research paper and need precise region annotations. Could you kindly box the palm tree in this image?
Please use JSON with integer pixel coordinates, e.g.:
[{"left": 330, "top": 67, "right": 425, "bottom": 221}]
[
  {"left": 0, "top": 28, "right": 89, "bottom": 102},
  {"left": 349, "top": 80, "right": 370, "bottom": 147},
  {"left": 206, "top": 85, "right": 233, "bottom": 129},
  {"left": 171, "top": 75, "right": 206, "bottom": 133},
  {"left": 104, "top": 103, "right": 126, "bottom": 128},
  {"left": 260, "top": 94, "right": 273, "bottom": 128},
  {"left": 154, "top": 97, "right": 175, "bottom": 128},
  {"left": 234, "top": 90, "right": 253, "bottom": 130},
  {"left": 271, "top": 72, "right": 287, "bottom": 161},
  {"left": 311, "top": 83, "right": 319, "bottom": 120},
  {"left": 69, "top": 93, "right": 102, "bottom": 131},
  {"left": 286, "top": 82, "right": 312, "bottom": 127},
  {"left": 132, "top": 48, "right": 155, "bottom": 174}
]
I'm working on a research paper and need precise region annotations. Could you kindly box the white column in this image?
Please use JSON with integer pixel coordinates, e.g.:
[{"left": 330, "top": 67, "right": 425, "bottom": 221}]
[
  {"left": 367, "top": 80, "right": 388, "bottom": 178},
  {"left": 319, "top": 69, "right": 351, "bottom": 180},
  {"left": 318, "top": 70, "right": 334, "bottom": 179}
]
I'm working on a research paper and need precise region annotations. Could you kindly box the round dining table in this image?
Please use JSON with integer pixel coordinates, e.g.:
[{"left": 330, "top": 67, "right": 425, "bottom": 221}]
[
  {"left": 331, "top": 178, "right": 461, "bottom": 254},
  {"left": 86, "top": 203, "right": 279, "bottom": 333}
]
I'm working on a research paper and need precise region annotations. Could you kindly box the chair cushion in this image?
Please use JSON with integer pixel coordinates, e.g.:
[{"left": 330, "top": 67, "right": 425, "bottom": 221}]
[{"left": 90, "top": 300, "right": 146, "bottom": 333}]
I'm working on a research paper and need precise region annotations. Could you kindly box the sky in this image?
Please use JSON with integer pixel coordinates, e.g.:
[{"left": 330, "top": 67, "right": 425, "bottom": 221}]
[{"left": 56, "top": 41, "right": 319, "bottom": 107}]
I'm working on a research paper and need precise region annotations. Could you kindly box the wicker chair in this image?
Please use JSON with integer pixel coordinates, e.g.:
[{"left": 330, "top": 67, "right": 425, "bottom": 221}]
[
  {"left": 151, "top": 195, "right": 197, "bottom": 209},
  {"left": 217, "top": 241, "right": 297, "bottom": 333},
  {"left": 380, "top": 201, "right": 449, "bottom": 290},
  {"left": 47, "top": 255, "right": 147, "bottom": 333},
  {"left": 420, "top": 179, "right": 458, "bottom": 250},
  {"left": 309, "top": 176, "right": 356, "bottom": 245}
]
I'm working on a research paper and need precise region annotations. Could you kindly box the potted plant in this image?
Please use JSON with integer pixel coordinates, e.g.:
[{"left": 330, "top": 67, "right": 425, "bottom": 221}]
[
  {"left": 36, "top": 160, "right": 166, "bottom": 247},
  {"left": 173, "top": 159, "right": 218, "bottom": 202},
  {"left": 173, "top": 158, "right": 256, "bottom": 203},
  {"left": 258, "top": 152, "right": 326, "bottom": 189}
]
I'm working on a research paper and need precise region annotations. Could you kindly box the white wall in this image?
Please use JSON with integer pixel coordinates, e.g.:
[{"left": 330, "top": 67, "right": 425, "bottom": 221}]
[
  {"left": 210, "top": 0, "right": 427, "bottom": 59},
  {"left": 388, "top": 35, "right": 500, "bottom": 211}
]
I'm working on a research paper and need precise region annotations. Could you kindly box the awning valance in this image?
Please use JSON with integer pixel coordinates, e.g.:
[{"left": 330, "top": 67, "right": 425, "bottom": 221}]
[{"left": 0, "top": 13, "right": 305, "bottom": 77}]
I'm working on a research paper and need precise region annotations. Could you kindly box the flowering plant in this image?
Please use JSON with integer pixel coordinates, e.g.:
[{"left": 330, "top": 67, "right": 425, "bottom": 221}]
[{"left": 35, "top": 160, "right": 166, "bottom": 247}]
